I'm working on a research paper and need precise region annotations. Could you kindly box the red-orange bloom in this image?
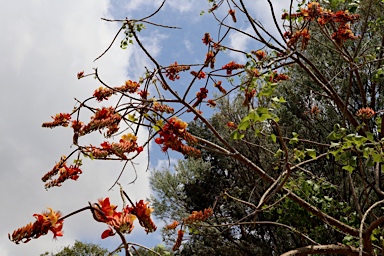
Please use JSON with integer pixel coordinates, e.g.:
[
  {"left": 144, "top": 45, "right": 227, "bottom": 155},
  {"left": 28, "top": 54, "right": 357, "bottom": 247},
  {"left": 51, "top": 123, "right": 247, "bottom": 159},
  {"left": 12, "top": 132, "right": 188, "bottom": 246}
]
[
  {"left": 77, "top": 71, "right": 84, "bottom": 79},
  {"left": 93, "top": 86, "right": 113, "bottom": 101},
  {"left": 172, "top": 229, "right": 184, "bottom": 251},
  {"left": 222, "top": 61, "right": 245, "bottom": 75},
  {"left": 42, "top": 113, "right": 71, "bottom": 128},
  {"left": 128, "top": 200, "right": 157, "bottom": 234},
  {"left": 184, "top": 208, "right": 213, "bottom": 224},
  {"left": 229, "top": 9, "right": 236, "bottom": 22},
  {"left": 165, "top": 220, "right": 180, "bottom": 230},
  {"left": 9, "top": 208, "right": 64, "bottom": 244},
  {"left": 190, "top": 71, "right": 206, "bottom": 79},
  {"left": 155, "top": 117, "right": 200, "bottom": 157},
  {"left": 202, "top": 33, "right": 212, "bottom": 45},
  {"left": 252, "top": 50, "right": 266, "bottom": 60},
  {"left": 165, "top": 62, "right": 190, "bottom": 81},
  {"left": 92, "top": 198, "right": 136, "bottom": 237},
  {"left": 356, "top": 107, "right": 375, "bottom": 120}
]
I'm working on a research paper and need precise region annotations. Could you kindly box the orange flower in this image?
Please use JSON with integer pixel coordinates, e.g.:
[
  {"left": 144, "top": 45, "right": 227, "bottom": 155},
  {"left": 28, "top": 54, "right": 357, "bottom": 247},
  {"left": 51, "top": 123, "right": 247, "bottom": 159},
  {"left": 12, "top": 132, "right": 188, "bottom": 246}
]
[
  {"left": 165, "top": 220, "right": 179, "bottom": 230},
  {"left": 42, "top": 113, "right": 72, "bottom": 128},
  {"left": 356, "top": 107, "right": 375, "bottom": 120},
  {"left": 252, "top": 50, "right": 266, "bottom": 60},
  {"left": 202, "top": 33, "right": 212, "bottom": 45},
  {"left": 184, "top": 208, "right": 213, "bottom": 224},
  {"left": 172, "top": 229, "right": 184, "bottom": 251},
  {"left": 77, "top": 71, "right": 84, "bottom": 79},
  {"left": 9, "top": 208, "right": 64, "bottom": 244},
  {"left": 128, "top": 200, "right": 157, "bottom": 234},
  {"left": 228, "top": 9, "right": 236, "bottom": 22}
]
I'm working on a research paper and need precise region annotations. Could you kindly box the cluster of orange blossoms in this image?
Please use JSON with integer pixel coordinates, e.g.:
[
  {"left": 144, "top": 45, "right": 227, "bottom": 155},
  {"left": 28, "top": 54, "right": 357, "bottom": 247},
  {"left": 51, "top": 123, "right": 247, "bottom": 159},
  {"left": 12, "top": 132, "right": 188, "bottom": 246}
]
[
  {"left": 184, "top": 208, "right": 213, "bottom": 224},
  {"left": 84, "top": 133, "right": 143, "bottom": 160},
  {"left": 42, "top": 155, "right": 82, "bottom": 188},
  {"left": 202, "top": 32, "right": 212, "bottom": 45},
  {"left": 152, "top": 102, "right": 174, "bottom": 114},
  {"left": 283, "top": 2, "right": 360, "bottom": 47},
  {"left": 243, "top": 88, "right": 257, "bottom": 106},
  {"left": 42, "top": 107, "right": 122, "bottom": 139},
  {"left": 93, "top": 80, "right": 141, "bottom": 101},
  {"left": 155, "top": 117, "right": 200, "bottom": 157},
  {"left": 92, "top": 198, "right": 156, "bottom": 238},
  {"left": 9, "top": 208, "right": 63, "bottom": 244},
  {"left": 251, "top": 50, "right": 266, "bottom": 61},
  {"left": 165, "top": 208, "right": 213, "bottom": 251},
  {"left": 192, "top": 88, "right": 209, "bottom": 108},
  {"left": 270, "top": 72, "right": 290, "bottom": 83},
  {"left": 228, "top": 9, "right": 236, "bottom": 23},
  {"left": 204, "top": 51, "right": 216, "bottom": 68},
  {"left": 129, "top": 200, "right": 157, "bottom": 234},
  {"left": 165, "top": 62, "right": 190, "bottom": 81},
  {"left": 356, "top": 107, "right": 375, "bottom": 120},
  {"left": 190, "top": 70, "right": 206, "bottom": 79},
  {"left": 214, "top": 80, "right": 226, "bottom": 94},
  {"left": 173, "top": 229, "right": 185, "bottom": 251},
  {"left": 222, "top": 61, "right": 245, "bottom": 75},
  {"left": 42, "top": 113, "right": 72, "bottom": 128}
]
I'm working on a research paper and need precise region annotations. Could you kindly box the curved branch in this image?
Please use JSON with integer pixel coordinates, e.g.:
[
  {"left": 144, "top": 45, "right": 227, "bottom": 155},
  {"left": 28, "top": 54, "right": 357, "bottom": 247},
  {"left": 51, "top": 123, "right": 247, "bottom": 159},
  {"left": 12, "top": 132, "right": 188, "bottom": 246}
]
[{"left": 281, "top": 244, "right": 369, "bottom": 256}]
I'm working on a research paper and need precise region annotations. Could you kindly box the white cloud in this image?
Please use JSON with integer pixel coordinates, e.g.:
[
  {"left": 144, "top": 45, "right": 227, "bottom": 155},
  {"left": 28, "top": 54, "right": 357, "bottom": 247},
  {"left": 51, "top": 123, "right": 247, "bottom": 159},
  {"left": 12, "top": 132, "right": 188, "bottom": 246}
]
[{"left": 0, "top": 0, "right": 158, "bottom": 255}]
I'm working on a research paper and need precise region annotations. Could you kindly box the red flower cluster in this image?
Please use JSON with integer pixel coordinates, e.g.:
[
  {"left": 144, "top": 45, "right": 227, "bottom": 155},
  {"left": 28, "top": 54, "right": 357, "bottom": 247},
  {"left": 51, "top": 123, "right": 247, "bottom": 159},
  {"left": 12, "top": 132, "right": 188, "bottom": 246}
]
[
  {"left": 192, "top": 88, "right": 209, "bottom": 108},
  {"left": 172, "top": 229, "right": 184, "bottom": 251},
  {"left": 84, "top": 133, "right": 143, "bottom": 160},
  {"left": 122, "top": 80, "right": 141, "bottom": 93},
  {"left": 228, "top": 9, "right": 236, "bottom": 23},
  {"left": 155, "top": 117, "right": 200, "bottom": 157},
  {"left": 202, "top": 32, "right": 212, "bottom": 45},
  {"left": 165, "top": 62, "right": 190, "bottom": 81},
  {"left": 207, "top": 99, "right": 216, "bottom": 107},
  {"left": 252, "top": 50, "right": 266, "bottom": 60},
  {"left": 282, "top": 2, "right": 359, "bottom": 46},
  {"left": 77, "top": 71, "right": 84, "bottom": 79},
  {"left": 222, "top": 61, "right": 245, "bottom": 75},
  {"left": 153, "top": 102, "right": 174, "bottom": 114},
  {"left": 204, "top": 51, "right": 216, "bottom": 68},
  {"left": 80, "top": 107, "right": 122, "bottom": 137},
  {"left": 190, "top": 71, "right": 206, "bottom": 79},
  {"left": 243, "top": 88, "right": 257, "bottom": 106},
  {"left": 93, "top": 80, "right": 142, "bottom": 102},
  {"left": 128, "top": 200, "right": 157, "bottom": 234},
  {"left": 214, "top": 80, "right": 227, "bottom": 94},
  {"left": 165, "top": 220, "right": 180, "bottom": 230},
  {"left": 184, "top": 208, "right": 213, "bottom": 224},
  {"left": 92, "top": 198, "right": 156, "bottom": 238},
  {"left": 42, "top": 113, "right": 71, "bottom": 128},
  {"left": 227, "top": 121, "right": 237, "bottom": 129},
  {"left": 332, "top": 23, "right": 359, "bottom": 45},
  {"left": 41, "top": 155, "right": 83, "bottom": 188},
  {"left": 9, "top": 208, "right": 63, "bottom": 244},
  {"left": 92, "top": 198, "right": 136, "bottom": 238},
  {"left": 93, "top": 86, "right": 113, "bottom": 102},
  {"left": 356, "top": 107, "right": 375, "bottom": 120},
  {"left": 284, "top": 28, "right": 311, "bottom": 49},
  {"left": 270, "top": 72, "right": 290, "bottom": 83}
]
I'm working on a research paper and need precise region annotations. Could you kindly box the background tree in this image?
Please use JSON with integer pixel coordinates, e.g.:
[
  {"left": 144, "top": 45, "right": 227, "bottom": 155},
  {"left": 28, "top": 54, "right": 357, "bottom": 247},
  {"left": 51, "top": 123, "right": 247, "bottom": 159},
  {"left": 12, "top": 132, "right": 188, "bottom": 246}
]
[{"left": 40, "top": 240, "right": 109, "bottom": 256}]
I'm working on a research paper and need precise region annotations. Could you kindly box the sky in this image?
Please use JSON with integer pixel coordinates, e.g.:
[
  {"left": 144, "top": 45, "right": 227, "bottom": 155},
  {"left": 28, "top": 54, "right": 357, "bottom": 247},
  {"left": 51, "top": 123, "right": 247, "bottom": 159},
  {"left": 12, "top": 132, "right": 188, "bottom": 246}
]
[{"left": 0, "top": 0, "right": 286, "bottom": 255}]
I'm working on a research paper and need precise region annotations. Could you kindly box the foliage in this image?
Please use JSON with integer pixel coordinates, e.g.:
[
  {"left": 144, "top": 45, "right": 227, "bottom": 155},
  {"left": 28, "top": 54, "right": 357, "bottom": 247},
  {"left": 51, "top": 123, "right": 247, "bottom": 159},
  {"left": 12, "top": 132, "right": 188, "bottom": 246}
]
[
  {"left": 9, "top": 0, "right": 384, "bottom": 255},
  {"left": 40, "top": 240, "right": 109, "bottom": 256}
]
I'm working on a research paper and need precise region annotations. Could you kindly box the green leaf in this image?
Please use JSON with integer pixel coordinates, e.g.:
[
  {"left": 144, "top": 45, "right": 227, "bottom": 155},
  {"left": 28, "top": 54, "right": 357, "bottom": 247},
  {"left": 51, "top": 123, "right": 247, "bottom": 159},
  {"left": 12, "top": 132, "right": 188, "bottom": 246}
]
[
  {"left": 365, "top": 132, "right": 374, "bottom": 141},
  {"left": 305, "top": 149, "right": 316, "bottom": 159},
  {"left": 270, "top": 134, "right": 277, "bottom": 143},
  {"left": 342, "top": 165, "right": 354, "bottom": 173},
  {"left": 231, "top": 131, "right": 244, "bottom": 140}
]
